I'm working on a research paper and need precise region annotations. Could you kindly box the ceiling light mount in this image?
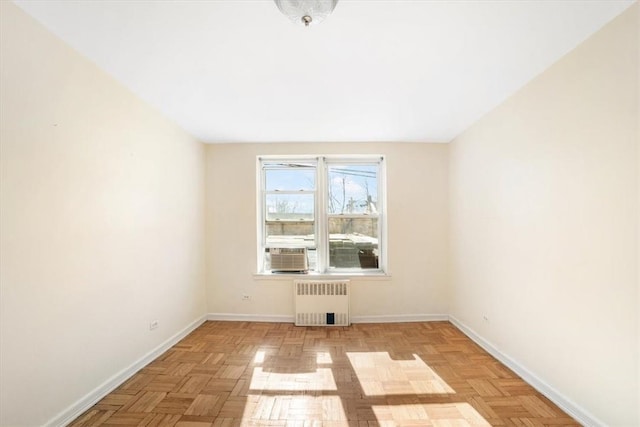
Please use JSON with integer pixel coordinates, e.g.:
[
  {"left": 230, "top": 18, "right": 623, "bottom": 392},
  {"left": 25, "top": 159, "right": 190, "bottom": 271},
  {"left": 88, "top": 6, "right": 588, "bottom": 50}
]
[{"left": 274, "top": 0, "right": 338, "bottom": 27}]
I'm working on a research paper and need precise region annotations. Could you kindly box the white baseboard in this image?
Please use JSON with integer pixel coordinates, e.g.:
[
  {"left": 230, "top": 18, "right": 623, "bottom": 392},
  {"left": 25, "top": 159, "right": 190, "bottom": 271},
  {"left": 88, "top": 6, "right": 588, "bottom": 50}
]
[
  {"left": 45, "top": 314, "right": 207, "bottom": 427},
  {"left": 351, "top": 314, "right": 449, "bottom": 323},
  {"left": 207, "top": 313, "right": 295, "bottom": 323},
  {"left": 448, "top": 316, "right": 603, "bottom": 427},
  {"left": 206, "top": 313, "right": 448, "bottom": 324}
]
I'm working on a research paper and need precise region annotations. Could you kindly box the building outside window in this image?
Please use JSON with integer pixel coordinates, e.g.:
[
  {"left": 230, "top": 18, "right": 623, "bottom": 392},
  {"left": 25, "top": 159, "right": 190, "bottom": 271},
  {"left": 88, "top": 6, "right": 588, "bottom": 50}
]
[{"left": 258, "top": 155, "right": 386, "bottom": 274}]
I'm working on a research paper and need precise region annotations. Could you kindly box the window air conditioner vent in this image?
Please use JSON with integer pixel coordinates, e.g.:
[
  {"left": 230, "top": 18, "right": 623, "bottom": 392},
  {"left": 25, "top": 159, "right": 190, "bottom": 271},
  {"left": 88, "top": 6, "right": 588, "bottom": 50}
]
[{"left": 270, "top": 247, "right": 308, "bottom": 272}]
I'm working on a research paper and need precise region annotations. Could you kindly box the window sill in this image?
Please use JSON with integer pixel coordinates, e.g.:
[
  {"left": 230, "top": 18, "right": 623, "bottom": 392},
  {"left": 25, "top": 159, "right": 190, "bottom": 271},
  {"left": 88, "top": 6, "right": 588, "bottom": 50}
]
[{"left": 252, "top": 271, "right": 392, "bottom": 281}]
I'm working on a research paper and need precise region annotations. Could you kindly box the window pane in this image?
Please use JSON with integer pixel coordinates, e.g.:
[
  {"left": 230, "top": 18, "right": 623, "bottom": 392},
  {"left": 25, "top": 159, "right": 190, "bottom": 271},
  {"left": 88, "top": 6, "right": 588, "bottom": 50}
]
[
  {"left": 265, "top": 165, "right": 315, "bottom": 191},
  {"left": 329, "top": 217, "right": 378, "bottom": 269},
  {"left": 265, "top": 194, "right": 314, "bottom": 221},
  {"left": 327, "top": 164, "right": 378, "bottom": 214}
]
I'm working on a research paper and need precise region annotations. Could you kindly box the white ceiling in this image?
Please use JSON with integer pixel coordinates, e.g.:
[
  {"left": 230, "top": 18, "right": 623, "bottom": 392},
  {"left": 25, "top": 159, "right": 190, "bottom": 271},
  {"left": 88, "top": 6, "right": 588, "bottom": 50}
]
[{"left": 14, "top": 0, "right": 635, "bottom": 143}]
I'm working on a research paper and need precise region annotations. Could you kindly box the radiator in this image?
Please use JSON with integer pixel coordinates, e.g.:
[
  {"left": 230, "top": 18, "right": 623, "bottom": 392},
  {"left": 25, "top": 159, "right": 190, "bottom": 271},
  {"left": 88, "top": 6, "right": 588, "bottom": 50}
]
[{"left": 294, "top": 280, "right": 350, "bottom": 326}]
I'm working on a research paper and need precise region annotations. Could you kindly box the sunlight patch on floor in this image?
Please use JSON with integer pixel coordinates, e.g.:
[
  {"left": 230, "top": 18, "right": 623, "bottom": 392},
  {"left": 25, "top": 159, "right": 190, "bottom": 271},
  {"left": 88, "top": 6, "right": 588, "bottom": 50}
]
[
  {"left": 242, "top": 395, "right": 347, "bottom": 424},
  {"left": 249, "top": 366, "right": 338, "bottom": 391},
  {"left": 372, "top": 402, "right": 491, "bottom": 426},
  {"left": 347, "top": 352, "right": 455, "bottom": 396},
  {"left": 253, "top": 350, "right": 266, "bottom": 364}
]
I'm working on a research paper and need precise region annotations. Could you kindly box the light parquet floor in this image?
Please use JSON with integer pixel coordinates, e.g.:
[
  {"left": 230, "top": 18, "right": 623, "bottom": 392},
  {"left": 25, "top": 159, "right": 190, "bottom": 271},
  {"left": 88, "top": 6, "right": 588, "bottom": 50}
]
[{"left": 70, "top": 321, "right": 580, "bottom": 427}]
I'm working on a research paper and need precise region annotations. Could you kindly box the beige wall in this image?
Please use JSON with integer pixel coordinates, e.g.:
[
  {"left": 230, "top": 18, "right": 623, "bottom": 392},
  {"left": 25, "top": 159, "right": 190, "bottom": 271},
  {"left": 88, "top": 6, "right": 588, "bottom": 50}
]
[
  {"left": 205, "top": 143, "right": 449, "bottom": 319},
  {"left": 449, "top": 5, "right": 639, "bottom": 426},
  {"left": 637, "top": 6, "right": 640, "bottom": 426},
  {"left": 0, "top": 3, "right": 207, "bottom": 426}
]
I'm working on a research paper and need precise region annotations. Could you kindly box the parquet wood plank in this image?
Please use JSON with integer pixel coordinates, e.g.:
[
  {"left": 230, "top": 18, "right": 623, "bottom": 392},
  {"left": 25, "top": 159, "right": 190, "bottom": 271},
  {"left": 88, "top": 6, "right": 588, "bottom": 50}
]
[
  {"left": 69, "top": 409, "right": 116, "bottom": 427},
  {"left": 124, "top": 391, "right": 167, "bottom": 413},
  {"left": 154, "top": 395, "right": 195, "bottom": 415},
  {"left": 70, "top": 321, "right": 580, "bottom": 426},
  {"left": 138, "top": 413, "right": 181, "bottom": 427}
]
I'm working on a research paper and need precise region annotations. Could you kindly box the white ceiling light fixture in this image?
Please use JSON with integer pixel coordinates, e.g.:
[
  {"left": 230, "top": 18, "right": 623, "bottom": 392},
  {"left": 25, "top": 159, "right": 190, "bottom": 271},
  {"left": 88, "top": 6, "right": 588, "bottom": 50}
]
[{"left": 274, "top": 0, "right": 339, "bottom": 27}]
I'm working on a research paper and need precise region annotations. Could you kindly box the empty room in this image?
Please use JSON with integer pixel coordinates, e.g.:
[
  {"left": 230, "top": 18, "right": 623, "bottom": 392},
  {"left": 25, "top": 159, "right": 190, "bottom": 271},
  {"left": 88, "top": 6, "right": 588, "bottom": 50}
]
[{"left": 0, "top": 1, "right": 638, "bottom": 426}]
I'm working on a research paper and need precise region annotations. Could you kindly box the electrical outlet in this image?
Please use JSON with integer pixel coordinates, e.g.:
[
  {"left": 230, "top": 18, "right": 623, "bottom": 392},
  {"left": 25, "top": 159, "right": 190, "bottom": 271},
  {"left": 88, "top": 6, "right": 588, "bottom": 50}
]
[
  {"left": 242, "top": 294, "right": 251, "bottom": 301},
  {"left": 149, "top": 320, "right": 159, "bottom": 330}
]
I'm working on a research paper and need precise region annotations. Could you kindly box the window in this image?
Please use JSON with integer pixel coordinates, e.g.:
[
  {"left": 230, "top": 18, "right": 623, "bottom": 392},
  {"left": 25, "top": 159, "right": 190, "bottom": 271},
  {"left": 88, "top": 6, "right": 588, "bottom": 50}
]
[{"left": 258, "top": 155, "right": 386, "bottom": 274}]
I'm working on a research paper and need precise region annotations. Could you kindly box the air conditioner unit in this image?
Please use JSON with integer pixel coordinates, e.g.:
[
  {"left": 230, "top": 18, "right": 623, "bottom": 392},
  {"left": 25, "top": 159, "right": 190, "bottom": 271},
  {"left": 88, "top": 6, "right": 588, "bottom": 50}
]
[{"left": 270, "top": 247, "right": 308, "bottom": 272}]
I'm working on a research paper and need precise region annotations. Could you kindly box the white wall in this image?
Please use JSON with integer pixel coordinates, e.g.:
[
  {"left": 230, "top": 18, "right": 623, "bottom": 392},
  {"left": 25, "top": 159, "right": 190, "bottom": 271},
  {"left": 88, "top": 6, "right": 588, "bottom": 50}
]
[
  {"left": 205, "top": 143, "right": 449, "bottom": 320},
  {"left": 636, "top": 7, "right": 640, "bottom": 426},
  {"left": 0, "top": 3, "right": 207, "bottom": 426},
  {"left": 449, "top": 4, "right": 639, "bottom": 426}
]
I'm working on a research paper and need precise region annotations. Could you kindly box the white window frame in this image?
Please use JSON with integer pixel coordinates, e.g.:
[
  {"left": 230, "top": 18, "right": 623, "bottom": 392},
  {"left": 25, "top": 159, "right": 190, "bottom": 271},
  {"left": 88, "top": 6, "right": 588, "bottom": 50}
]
[{"left": 257, "top": 155, "right": 387, "bottom": 275}]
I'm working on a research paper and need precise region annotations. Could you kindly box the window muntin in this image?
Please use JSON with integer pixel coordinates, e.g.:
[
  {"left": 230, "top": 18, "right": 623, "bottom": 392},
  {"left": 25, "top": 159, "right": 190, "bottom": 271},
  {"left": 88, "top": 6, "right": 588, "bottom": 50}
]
[{"left": 259, "top": 156, "right": 385, "bottom": 274}]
